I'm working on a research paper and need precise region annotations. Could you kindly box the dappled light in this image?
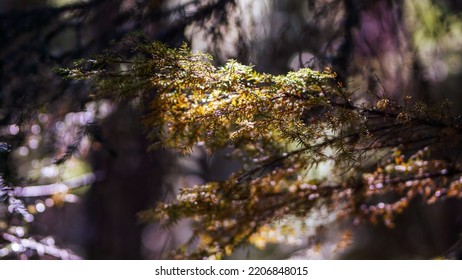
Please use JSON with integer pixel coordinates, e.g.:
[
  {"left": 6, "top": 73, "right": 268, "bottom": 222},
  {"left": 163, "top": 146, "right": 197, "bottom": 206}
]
[{"left": 2, "top": 0, "right": 462, "bottom": 260}]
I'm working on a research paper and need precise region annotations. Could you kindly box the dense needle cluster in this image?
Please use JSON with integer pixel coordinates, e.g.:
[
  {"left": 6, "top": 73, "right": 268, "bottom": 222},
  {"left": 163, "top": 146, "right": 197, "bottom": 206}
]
[{"left": 65, "top": 38, "right": 462, "bottom": 259}]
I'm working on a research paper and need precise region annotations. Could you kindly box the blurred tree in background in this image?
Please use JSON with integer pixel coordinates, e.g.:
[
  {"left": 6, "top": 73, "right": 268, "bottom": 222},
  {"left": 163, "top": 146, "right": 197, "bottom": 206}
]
[{"left": 1, "top": 0, "right": 462, "bottom": 260}]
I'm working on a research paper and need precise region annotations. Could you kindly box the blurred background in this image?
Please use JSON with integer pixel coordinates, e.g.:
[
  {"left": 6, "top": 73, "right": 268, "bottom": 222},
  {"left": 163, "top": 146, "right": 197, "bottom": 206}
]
[{"left": 1, "top": 0, "right": 462, "bottom": 259}]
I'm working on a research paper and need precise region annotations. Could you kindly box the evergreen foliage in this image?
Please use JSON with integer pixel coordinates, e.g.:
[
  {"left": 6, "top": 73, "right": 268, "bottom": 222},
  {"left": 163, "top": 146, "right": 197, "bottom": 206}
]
[{"left": 65, "top": 38, "right": 462, "bottom": 259}]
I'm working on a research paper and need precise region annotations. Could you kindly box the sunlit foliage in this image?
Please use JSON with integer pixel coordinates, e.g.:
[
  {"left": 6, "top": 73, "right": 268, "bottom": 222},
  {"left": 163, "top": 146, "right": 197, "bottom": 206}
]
[
  {"left": 65, "top": 37, "right": 462, "bottom": 259},
  {"left": 406, "top": 0, "right": 462, "bottom": 84}
]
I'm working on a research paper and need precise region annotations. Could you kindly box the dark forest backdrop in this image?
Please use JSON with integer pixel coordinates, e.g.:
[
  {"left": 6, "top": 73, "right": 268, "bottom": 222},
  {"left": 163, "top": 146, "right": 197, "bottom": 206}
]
[{"left": 1, "top": 0, "right": 462, "bottom": 259}]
